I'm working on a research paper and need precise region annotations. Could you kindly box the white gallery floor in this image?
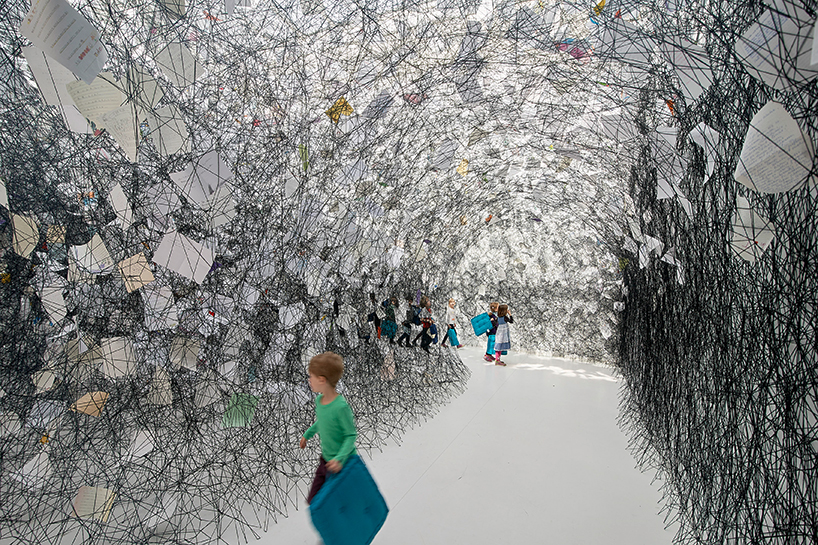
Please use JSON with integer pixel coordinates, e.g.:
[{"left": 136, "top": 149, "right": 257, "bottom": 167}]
[{"left": 260, "top": 347, "right": 676, "bottom": 545}]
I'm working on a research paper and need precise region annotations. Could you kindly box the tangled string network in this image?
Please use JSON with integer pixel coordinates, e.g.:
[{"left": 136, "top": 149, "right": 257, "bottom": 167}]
[{"left": 0, "top": 0, "right": 816, "bottom": 544}]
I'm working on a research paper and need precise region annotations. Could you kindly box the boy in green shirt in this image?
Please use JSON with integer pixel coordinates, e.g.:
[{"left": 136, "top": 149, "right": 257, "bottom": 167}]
[{"left": 300, "top": 351, "right": 358, "bottom": 504}]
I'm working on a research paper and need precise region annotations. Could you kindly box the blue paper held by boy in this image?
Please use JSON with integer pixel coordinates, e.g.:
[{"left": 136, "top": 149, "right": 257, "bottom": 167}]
[{"left": 309, "top": 454, "right": 388, "bottom": 545}]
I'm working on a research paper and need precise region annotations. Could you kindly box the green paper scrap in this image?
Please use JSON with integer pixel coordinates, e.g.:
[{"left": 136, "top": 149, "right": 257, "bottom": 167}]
[
  {"left": 298, "top": 144, "right": 309, "bottom": 172},
  {"left": 221, "top": 393, "right": 259, "bottom": 428}
]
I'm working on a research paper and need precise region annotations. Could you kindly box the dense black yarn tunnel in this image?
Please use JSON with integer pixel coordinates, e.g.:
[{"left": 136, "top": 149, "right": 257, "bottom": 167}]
[{"left": 1, "top": 0, "right": 817, "bottom": 544}]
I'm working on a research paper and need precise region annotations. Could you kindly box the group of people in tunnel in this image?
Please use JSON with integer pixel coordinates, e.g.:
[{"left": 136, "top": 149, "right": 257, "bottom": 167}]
[
  {"left": 343, "top": 292, "right": 513, "bottom": 365},
  {"left": 363, "top": 293, "right": 463, "bottom": 353}
]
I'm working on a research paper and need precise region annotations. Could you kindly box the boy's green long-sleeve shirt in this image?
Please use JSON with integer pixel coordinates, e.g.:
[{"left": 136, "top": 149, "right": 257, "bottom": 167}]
[{"left": 303, "top": 394, "right": 357, "bottom": 465}]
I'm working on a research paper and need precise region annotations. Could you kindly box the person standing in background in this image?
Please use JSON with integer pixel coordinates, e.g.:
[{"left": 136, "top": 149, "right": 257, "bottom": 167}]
[
  {"left": 484, "top": 302, "right": 499, "bottom": 362},
  {"left": 439, "top": 298, "right": 463, "bottom": 349},
  {"left": 493, "top": 304, "right": 513, "bottom": 366}
]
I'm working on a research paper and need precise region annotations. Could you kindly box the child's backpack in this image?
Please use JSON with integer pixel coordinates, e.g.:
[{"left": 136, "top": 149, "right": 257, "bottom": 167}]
[{"left": 429, "top": 323, "right": 438, "bottom": 343}]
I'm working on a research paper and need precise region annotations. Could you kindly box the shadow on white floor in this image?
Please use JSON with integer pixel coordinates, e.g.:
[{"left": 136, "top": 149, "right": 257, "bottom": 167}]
[{"left": 260, "top": 347, "right": 676, "bottom": 545}]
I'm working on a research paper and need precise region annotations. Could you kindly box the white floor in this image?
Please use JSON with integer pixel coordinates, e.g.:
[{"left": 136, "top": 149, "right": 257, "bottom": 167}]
[{"left": 259, "top": 347, "right": 676, "bottom": 545}]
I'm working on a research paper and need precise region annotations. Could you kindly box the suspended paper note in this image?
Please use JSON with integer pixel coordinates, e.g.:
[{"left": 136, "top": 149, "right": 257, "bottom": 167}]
[
  {"left": 432, "top": 139, "right": 458, "bottom": 170},
  {"left": 0, "top": 177, "right": 7, "bottom": 208},
  {"left": 689, "top": 122, "right": 721, "bottom": 178},
  {"left": 160, "top": 0, "right": 186, "bottom": 17},
  {"left": 109, "top": 183, "right": 133, "bottom": 229},
  {"left": 674, "top": 184, "right": 694, "bottom": 219},
  {"left": 23, "top": 46, "right": 79, "bottom": 106},
  {"left": 71, "top": 486, "right": 116, "bottom": 522},
  {"left": 125, "top": 65, "right": 164, "bottom": 113},
  {"left": 813, "top": 19, "right": 818, "bottom": 66},
  {"left": 153, "top": 230, "right": 215, "bottom": 284},
  {"left": 26, "top": 400, "right": 63, "bottom": 429},
  {"left": 46, "top": 225, "right": 66, "bottom": 245},
  {"left": 0, "top": 410, "right": 22, "bottom": 436},
  {"left": 730, "top": 196, "right": 775, "bottom": 263},
  {"left": 194, "top": 370, "right": 221, "bottom": 408},
  {"left": 326, "top": 97, "right": 353, "bottom": 123},
  {"left": 144, "top": 182, "right": 182, "bottom": 230},
  {"left": 39, "top": 285, "right": 67, "bottom": 323},
  {"left": 22, "top": 46, "right": 92, "bottom": 133},
  {"left": 413, "top": 240, "right": 427, "bottom": 262},
  {"left": 225, "top": 0, "right": 251, "bottom": 15},
  {"left": 734, "top": 102, "right": 814, "bottom": 194},
  {"left": 155, "top": 42, "right": 206, "bottom": 88},
  {"left": 643, "top": 235, "right": 664, "bottom": 257},
  {"left": 279, "top": 303, "right": 305, "bottom": 330},
  {"left": 455, "top": 72, "right": 483, "bottom": 104},
  {"left": 386, "top": 245, "right": 404, "bottom": 269},
  {"left": 71, "top": 392, "right": 109, "bottom": 417},
  {"left": 598, "top": 109, "right": 639, "bottom": 143},
  {"left": 222, "top": 393, "right": 259, "bottom": 428},
  {"left": 12, "top": 451, "right": 53, "bottom": 489},
  {"left": 118, "top": 253, "right": 155, "bottom": 292},
  {"left": 207, "top": 185, "right": 237, "bottom": 229},
  {"left": 660, "top": 39, "right": 714, "bottom": 101},
  {"left": 143, "top": 285, "right": 179, "bottom": 331},
  {"left": 69, "top": 234, "right": 115, "bottom": 280},
  {"left": 66, "top": 74, "right": 124, "bottom": 129},
  {"left": 456, "top": 159, "right": 469, "bottom": 176},
  {"left": 220, "top": 359, "right": 239, "bottom": 380},
  {"left": 148, "top": 105, "right": 189, "bottom": 156},
  {"left": 597, "top": 18, "right": 655, "bottom": 67},
  {"left": 99, "top": 103, "right": 139, "bottom": 161},
  {"left": 99, "top": 337, "right": 137, "bottom": 378},
  {"left": 19, "top": 0, "right": 107, "bottom": 84},
  {"left": 735, "top": 8, "right": 818, "bottom": 91},
  {"left": 170, "top": 150, "right": 233, "bottom": 206},
  {"left": 170, "top": 336, "right": 201, "bottom": 370},
  {"left": 128, "top": 430, "right": 155, "bottom": 458},
  {"left": 32, "top": 369, "right": 56, "bottom": 392},
  {"left": 147, "top": 366, "right": 172, "bottom": 405},
  {"left": 468, "top": 127, "right": 488, "bottom": 146},
  {"left": 284, "top": 172, "right": 299, "bottom": 198},
  {"left": 11, "top": 214, "right": 39, "bottom": 259},
  {"left": 656, "top": 175, "right": 674, "bottom": 200}
]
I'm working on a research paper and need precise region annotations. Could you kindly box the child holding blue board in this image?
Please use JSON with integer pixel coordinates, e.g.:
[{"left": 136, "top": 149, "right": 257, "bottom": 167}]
[
  {"left": 300, "top": 352, "right": 388, "bottom": 545},
  {"left": 301, "top": 352, "right": 357, "bottom": 502},
  {"left": 484, "top": 302, "right": 499, "bottom": 362}
]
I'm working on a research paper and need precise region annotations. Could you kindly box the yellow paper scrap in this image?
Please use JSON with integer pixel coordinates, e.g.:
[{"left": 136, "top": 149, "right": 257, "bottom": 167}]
[
  {"left": 456, "top": 159, "right": 469, "bottom": 176},
  {"left": 325, "top": 97, "right": 353, "bottom": 123}
]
